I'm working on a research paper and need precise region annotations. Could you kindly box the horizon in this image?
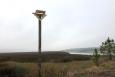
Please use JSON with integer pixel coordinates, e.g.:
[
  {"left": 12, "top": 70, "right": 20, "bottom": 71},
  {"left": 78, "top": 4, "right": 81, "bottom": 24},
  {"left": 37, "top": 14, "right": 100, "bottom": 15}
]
[{"left": 0, "top": 46, "right": 98, "bottom": 53}]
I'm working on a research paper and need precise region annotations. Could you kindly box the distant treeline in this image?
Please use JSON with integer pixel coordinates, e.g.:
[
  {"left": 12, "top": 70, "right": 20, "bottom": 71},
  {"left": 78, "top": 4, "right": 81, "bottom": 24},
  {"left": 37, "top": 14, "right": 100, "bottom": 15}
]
[{"left": 0, "top": 52, "right": 91, "bottom": 62}]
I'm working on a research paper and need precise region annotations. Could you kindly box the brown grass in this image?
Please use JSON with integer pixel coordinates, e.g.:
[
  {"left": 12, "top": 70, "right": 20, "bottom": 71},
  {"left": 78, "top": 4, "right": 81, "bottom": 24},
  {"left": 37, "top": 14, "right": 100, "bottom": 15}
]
[{"left": 0, "top": 60, "right": 115, "bottom": 77}]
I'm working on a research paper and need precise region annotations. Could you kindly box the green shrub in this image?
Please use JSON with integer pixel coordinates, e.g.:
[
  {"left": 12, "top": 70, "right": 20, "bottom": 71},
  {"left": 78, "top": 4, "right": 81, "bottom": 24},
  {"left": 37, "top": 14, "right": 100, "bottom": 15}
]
[{"left": 92, "top": 49, "right": 100, "bottom": 66}]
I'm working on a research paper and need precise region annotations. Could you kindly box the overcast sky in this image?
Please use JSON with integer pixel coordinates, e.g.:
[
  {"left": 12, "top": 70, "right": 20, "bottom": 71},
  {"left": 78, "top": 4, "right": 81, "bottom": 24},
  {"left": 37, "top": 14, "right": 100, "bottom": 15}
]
[{"left": 0, "top": 0, "right": 115, "bottom": 51}]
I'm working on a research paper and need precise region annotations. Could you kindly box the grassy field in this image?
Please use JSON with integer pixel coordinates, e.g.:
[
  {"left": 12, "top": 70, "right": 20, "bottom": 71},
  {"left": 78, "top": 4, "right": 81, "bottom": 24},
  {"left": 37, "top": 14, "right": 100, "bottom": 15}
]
[
  {"left": 0, "top": 60, "right": 115, "bottom": 77},
  {"left": 0, "top": 52, "right": 114, "bottom": 77},
  {"left": 0, "top": 52, "right": 91, "bottom": 62}
]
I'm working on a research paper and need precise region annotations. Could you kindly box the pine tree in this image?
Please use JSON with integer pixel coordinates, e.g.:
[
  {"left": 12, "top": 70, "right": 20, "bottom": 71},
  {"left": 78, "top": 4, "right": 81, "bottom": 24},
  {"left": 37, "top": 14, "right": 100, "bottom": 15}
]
[{"left": 100, "top": 37, "right": 115, "bottom": 60}]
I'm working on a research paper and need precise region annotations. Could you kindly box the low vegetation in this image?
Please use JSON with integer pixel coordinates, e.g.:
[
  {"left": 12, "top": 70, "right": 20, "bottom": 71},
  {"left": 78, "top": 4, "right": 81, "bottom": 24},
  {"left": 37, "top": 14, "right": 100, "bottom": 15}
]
[
  {"left": 0, "top": 60, "right": 115, "bottom": 77},
  {"left": 0, "top": 52, "right": 91, "bottom": 62}
]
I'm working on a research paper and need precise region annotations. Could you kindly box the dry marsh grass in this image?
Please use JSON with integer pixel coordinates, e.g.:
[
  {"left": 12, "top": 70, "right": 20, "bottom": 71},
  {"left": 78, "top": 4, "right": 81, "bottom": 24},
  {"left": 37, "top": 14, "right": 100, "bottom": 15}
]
[{"left": 0, "top": 60, "right": 115, "bottom": 77}]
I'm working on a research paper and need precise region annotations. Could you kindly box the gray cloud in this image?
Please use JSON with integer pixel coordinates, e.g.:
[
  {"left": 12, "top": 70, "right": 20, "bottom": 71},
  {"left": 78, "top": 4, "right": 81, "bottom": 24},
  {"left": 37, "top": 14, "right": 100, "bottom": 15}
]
[{"left": 0, "top": 0, "right": 115, "bottom": 51}]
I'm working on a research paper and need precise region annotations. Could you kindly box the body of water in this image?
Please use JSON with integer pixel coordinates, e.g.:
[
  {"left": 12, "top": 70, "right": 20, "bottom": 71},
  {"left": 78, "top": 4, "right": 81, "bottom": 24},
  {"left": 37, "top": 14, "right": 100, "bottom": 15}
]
[{"left": 69, "top": 52, "right": 93, "bottom": 55}]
